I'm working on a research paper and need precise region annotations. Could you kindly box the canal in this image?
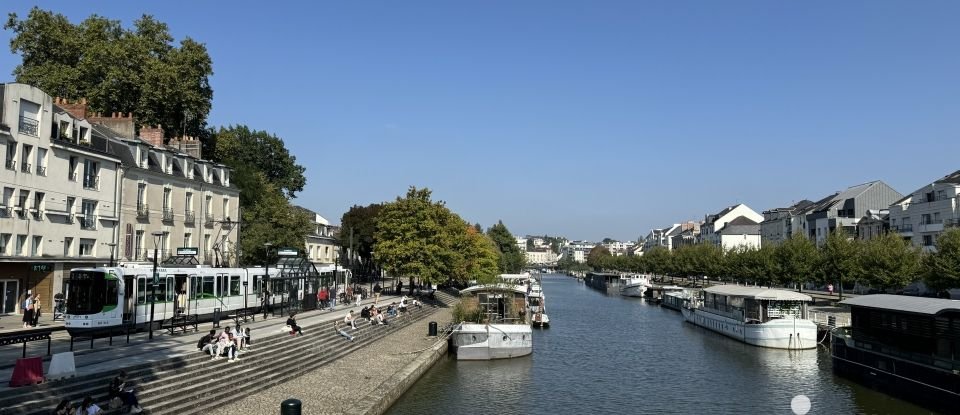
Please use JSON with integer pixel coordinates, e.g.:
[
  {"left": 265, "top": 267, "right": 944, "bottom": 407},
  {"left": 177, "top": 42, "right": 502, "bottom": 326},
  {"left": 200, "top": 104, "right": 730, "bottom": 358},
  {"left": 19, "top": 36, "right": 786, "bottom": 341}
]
[{"left": 388, "top": 274, "right": 935, "bottom": 414}]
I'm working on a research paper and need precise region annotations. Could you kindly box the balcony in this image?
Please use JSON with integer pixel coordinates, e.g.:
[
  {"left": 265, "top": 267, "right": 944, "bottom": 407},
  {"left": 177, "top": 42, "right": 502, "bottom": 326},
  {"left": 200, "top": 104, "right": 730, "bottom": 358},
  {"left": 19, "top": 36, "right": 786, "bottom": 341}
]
[
  {"left": 36, "top": 166, "right": 46, "bottom": 176},
  {"left": 162, "top": 207, "right": 174, "bottom": 222},
  {"left": 205, "top": 214, "right": 215, "bottom": 227},
  {"left": 15, "top": 208, "right": 27, "bottom": 220},
  {"left": 5, "top": 159, "right": 15, "bottom": 170},
  {"left": 18, "top": 116, "right": 39, "bottom": 137},
  {"left": 946, "top": 218, "right": 960, "bottom": 229},
  {"left": 917, "top": 219, "right": 944, "bottom": 233},
  {"left": 80, "top": 215, "right": 97, "bottom": 230},
  {"left": 137, "top": 203, "right": 149, "bottom": 219},
  {"left": 66, "top": 214, "right": 75, "bottom": 224},
  {"left": 894, "top": 224, "right": 913, "bottom": 233},
  {"left": 31, "top": 210, "right": 43, "bottom": 221},
  {"left": 83, "top": 176, "right": 100, "bottom": 190},
  {"left": 20, "top": 162, "right": 31, "bottom": 174},
  {"left": 0, "top": 206, "right": 10, "bottom": 218},
  {"left": 184, "top": 210, "right": 196, "bottom": 225}
]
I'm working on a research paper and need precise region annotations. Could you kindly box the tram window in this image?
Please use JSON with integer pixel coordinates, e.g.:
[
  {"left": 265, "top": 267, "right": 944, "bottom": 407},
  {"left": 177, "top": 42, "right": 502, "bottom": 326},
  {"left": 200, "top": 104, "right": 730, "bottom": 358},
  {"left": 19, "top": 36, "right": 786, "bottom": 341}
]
[
  {"left": 137, "top": 277, "right": 147, "bottom": 305},
  {"left": 230, "top": 276, "right": 241, "bottom": 296},
  {"left": 217, "top": 274, "right": 228, "bottom": 297},
  {"left": 202, "top": 276, "right": 215, "bottom": 298},
  {"left": 191, "top": 276, "right": 201, "bottom": 300},
  {"left": 105, "top": 279, "right": 119, "bottom": 307},
  {"left": 252, "top": 275, "right": 262, "bottom": 294},
  {"left": 166, "top": 277, "right": 175, "bottom": 302}
]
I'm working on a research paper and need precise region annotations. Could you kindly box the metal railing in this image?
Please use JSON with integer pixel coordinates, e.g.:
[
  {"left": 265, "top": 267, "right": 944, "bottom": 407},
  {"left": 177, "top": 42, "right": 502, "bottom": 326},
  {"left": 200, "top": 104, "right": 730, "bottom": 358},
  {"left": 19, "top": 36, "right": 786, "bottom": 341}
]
[
  {"left": 162, "top": 207, "right": 174, "bottom": 221},
  {"left": 137, "top": 203, "right": 150, "bottom": 219},
  {"left": 0, "top": 206, "right": 11, "bottom": 218},
  {"left": 946, "top": 218, "right": 960, "bottom": 228},
  {"left": 18, "top": 116, "right": 39, "bottom": 137},
  {"left": 20, "top": 162, "right": 31, "bottom": 173},
  {"left": 36, "top": 166, "right": 46, "bottom": 176},
  {"left": 808, "top": 309, "right": 850, "bottom": 328},
  {"left": 205, "top": 214, "right": 215, "bottom": 227},
  {"left": 184, "top": 210, "right": 196, "bottom": 225},
  {"left": 83, "top": 176, "right": 99, "bottom": 190},
  {"left": 80, "top": 216, "right": 97, "bottom": 230},
  {"left": 919, "top": 218, "right": 943, "bottom": 225},
  {"left": 31, "top": 210, "right": 43, "bottom": 221},
  {"left": 894, "top": 224, "right": 913, "bottom": 232},
  {"left": 66, "top": 214, "right": 75, "bottom": 224},
  {"left": 4, "top": 159, "right": 14, "bottom": 170},
  {"left": 15, "top": 208, "right": 27, "bottom": 220}
]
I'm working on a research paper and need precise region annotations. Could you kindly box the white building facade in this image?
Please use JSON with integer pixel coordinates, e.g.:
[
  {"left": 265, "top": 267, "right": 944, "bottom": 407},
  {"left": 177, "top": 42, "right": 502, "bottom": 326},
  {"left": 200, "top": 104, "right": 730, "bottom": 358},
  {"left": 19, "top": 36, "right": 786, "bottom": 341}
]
[{"left": 889, "top": 170, "right": 960, "bottom": 252}]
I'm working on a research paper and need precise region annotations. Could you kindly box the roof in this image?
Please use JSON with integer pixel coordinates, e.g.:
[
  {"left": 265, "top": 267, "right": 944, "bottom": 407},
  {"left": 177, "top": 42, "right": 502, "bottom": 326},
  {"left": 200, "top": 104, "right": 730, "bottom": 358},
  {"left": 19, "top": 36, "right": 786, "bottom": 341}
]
[
  {"left": 812, "top": 181, "right": 882, "bottom": 213},
  {"left": 934, "top": 169, "right": 960, "bottom": 185},
  {"left": 841, "top": 294, "right": 960, "bottom": 316},
  {"left": 459, "top": 284, "right": 527, "bottom": 295},
  {"left": 704, "top": 285, "right": 812, "bottom": 301}
]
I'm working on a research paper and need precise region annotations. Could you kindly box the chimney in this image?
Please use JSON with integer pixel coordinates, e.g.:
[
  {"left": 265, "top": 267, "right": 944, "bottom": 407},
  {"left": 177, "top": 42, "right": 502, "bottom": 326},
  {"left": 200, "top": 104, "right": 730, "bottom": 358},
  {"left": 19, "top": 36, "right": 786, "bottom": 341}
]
[
  {"left": 169, "top": 135, "right": 202, "bottom": 159},
  {"left": 140, "top": 125, "right": 165, "bottom": 147},
  {"left": 57, "top": 98, "right": 88, "bottom": 120},
  {"left": 88, "top": 111, "right": 136, "bottom": 139}
]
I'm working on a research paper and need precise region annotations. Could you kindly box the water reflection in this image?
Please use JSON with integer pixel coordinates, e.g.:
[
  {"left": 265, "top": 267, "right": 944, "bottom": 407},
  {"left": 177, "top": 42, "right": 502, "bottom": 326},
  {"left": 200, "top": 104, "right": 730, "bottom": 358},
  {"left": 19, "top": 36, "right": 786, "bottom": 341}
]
[{"left": 389, "top": 275, "right": 935, "bottom": 415}]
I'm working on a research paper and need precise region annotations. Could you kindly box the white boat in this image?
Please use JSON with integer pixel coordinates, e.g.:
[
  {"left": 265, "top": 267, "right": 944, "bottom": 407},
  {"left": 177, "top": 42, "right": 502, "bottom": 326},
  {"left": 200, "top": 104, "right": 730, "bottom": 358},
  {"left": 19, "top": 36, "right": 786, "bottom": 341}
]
[
  {"left": 452, "top": 283, "right": 534, "bottom": 360},
  {"left": 531, "top": 309, "right": 550, "bottom": 328},
  {"left": 682, "top": 285, "right": 818, "bottom": 350},
  {"left": 619, "top": 274, "right": 651, "bottom": 297},
  {"left": 660, "top": 287, "right": 692, "bottom": 311}
]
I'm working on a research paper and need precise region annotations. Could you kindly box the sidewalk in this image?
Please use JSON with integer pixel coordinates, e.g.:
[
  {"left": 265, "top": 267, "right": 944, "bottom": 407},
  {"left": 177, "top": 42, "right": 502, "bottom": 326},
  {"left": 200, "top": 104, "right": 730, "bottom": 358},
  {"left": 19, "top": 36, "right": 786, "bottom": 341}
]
[
  {"left": 0, "top": 294, "right": 404, "bottom": 389},
  {"left": 0, "top": 312, "right": 64, "bottom": 334}
]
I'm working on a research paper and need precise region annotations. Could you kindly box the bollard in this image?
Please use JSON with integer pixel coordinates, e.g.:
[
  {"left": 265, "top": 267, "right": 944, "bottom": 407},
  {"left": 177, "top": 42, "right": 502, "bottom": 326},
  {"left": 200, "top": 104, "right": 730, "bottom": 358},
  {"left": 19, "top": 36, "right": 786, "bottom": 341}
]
[
  {"left": 428, "top": 321, "right": 438, "bottom": 337},
  {"left": 280, "top": 398, "right": 302, "bottom": 415}
]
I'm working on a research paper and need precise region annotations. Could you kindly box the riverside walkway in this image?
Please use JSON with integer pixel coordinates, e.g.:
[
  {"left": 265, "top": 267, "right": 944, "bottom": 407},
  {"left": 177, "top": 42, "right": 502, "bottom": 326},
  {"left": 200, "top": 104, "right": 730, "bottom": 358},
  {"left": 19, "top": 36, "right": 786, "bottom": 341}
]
[{"left": 0, "top": 291, "right": 456, "bottom": 415}]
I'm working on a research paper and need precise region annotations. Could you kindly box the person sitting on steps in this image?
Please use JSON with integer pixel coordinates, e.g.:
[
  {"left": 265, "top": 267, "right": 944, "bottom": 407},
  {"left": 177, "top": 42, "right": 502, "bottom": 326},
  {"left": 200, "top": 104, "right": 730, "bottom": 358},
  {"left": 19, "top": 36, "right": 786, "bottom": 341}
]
[
  {"left": 344, "top": 310, "right": 357, "bottom": 330},
  {"left": 76, "top": 396, "right": 102, "bottom": 415},
  {"left": 198, "top": 329, "right": 218, "bottom": 358},
  {"left": 109, "top": 371, "right": 142, "bottom": 413},
  {"left": 216, "top": 326, "right": 238, "bottom": 362},
  {"left": 360, "top": 305, "right": 371, "bottom": 320},
  {"left": 286, "top": 313, "right": 303, "bottom": 336},
  {"left": 334, "top": 321, "right": 354, "bottom": 341}
]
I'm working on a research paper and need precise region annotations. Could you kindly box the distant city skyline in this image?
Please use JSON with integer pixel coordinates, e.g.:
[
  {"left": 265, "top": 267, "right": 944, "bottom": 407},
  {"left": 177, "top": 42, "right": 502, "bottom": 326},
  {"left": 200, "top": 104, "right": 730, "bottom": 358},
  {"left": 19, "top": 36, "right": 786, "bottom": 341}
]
[{"left": 3, "top": 1, "right": 959, "bottom": 241}]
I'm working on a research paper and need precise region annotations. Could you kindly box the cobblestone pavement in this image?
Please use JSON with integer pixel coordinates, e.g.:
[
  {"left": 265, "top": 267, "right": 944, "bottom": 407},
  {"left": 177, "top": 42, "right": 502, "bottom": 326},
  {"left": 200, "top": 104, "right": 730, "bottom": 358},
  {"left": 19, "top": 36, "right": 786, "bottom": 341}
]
[{"left": 213, "top": 306, "right": 454, "bottom": 415}]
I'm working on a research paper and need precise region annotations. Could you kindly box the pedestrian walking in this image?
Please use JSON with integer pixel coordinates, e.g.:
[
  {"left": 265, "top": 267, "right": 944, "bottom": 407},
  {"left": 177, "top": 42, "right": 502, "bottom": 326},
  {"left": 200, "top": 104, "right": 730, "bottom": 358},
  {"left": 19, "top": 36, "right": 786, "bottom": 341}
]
[
  {"left": 827, "top": 284, "right": 834, "bottom": 296},
  {"left": 373, "top": 282, "right": 382, "bottom": 306}
]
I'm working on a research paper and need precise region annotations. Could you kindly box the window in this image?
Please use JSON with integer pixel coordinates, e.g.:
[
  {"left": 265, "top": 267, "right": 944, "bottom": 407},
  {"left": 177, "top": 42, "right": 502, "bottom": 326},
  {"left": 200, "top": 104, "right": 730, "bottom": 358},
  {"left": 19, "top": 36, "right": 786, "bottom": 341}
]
[
  {"left": 32, "top": 192, "right": 44, "bottom": 211},
  {"left": 79, "top": 239, "right": 95, "bottom": 256},
  {"left": 205, "top": 195, "right": 213, "bottom": 218},
  {"left": 163, "top": 188, "right": 171, "bottom": 210},
  {"left": 64, "top": 237, "right": 73, "bottom": 257},
  {"left": 36, "top": 148, "right": 47, "bottom": 176},
  {"left": 137, "top": 183, "right": 147, "bottom": 206},
  {"left": 5, "top": 142, "right": 17, "bottom": 169},
  {"left": 0, "top": 233, "right": 9, "bottom": 255},
  {"left": 202, "top": 276, "right": 215, "bottom": 298},
  {"left": 18, "top": 99, "right": 40, "bottom": 137},
  {"left": 31, "top": 236, "right": 42, "bottom": 256},
  {"left": 185, "top": 192, "right": 193, "bottom": 210},
  {"left": 938, "top": 190, "right": 946, "bottom": 201},
  {"left": 83, "top": 159, "right": 99, "bottom": 189},
  {"left": 68, "top": 156, "right": 78, "bottom": 181},
  {"left": 222, "top": 197, "right": 229, "bottom": 220},
  {"left": 16, "top": 235, "right": 27, "bottom": 256},
  {"left": 134, "top": 231, "right": 144, "bottom": 259},
  {"left": 923, "top": 235, "right": 934, "bottom": 246},
  {"left": 21, "top": 144, "right": 33, "bottom": 173},
  {"left": 66, "top": 197, "right": 75, "bottom": 214},
  {"left": 183, "top": 233, "right": 192, "bottom": 249},
  {"left": 934, "top": 212, "right": 941, "bottom": 222},
  {"left": 217, "top": 274, "right": 228, "bottom": 297},
  {"left": 204, "top": 234, "right": 211, "bottom": 253},
  {"left": 230, "top": 275, "right": 241, "bottom": 296}
]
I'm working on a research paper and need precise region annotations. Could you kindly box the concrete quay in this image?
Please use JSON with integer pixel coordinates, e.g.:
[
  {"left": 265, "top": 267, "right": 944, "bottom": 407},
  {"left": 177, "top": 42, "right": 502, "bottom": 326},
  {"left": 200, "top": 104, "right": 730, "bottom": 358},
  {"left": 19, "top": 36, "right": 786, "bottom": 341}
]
[{"left": 0, "top": 291, "right": 456, "bottom": 415}]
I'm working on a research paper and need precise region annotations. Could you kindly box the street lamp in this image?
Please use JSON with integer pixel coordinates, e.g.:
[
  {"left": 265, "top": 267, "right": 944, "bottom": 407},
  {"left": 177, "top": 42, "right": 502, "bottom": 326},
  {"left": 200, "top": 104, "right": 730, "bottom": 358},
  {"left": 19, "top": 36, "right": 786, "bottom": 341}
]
[
  {"left": 149, "top": 231, "right": 164, "bottom": 340},
  {"left": 106, "top": 243, "right": 117, "bottom": 267},
  {"left": 263, "top": 242, "right": 272, "bottom": 319}
]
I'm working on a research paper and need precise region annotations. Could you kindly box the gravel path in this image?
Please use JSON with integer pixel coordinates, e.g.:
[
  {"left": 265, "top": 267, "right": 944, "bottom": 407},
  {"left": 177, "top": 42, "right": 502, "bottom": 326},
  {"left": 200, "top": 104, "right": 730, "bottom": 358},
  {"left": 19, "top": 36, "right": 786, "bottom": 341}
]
[{"left": 213, "top": 306, "right": 453, "bottom": 415}]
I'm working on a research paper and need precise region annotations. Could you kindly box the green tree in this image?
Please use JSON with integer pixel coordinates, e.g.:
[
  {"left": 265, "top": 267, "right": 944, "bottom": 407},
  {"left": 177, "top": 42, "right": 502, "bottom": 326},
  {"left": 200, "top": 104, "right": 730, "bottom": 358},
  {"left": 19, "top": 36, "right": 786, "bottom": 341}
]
[
  {"left": 238, "top": 182, "right": 312, "bottom": 265},
  {"left": 207, "top": 125, "right": 306, "bottom": 200},
  {"left": 374, "top": 187, "right": 449, "bottom": 286},
  {"left": 487, "top": 221, "right": 526, "bottom": 273},
  {"left": 774, "top": 235, "right": 820, "bottom": 291},
  {"left": 340, "top": 203, "right": 384, "bottom": 277},
  {"left": 821, "top": 228, "right": 863, "bottom": 298},
  {"left": 586, "top": 245, "right": 612, "bottom": 270},
  {"left": 5, "top": 8, "right": 213, "bottom": 139},
  {"left": 860, "top": 232, "right": 921, "bottom": 291},
  {"left": 644, "top": 246, "right": 674, "bottom": 277},
  {"left": 923, "top": 228, "right": 960, "bottom": 293}
]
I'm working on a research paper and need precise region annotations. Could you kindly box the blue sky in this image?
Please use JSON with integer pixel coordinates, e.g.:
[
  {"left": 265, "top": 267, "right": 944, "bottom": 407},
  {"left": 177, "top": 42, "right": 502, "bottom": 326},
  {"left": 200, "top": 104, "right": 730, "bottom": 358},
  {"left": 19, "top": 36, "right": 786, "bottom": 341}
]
[{"left": 3, "top": 1, "right": 959, "bottom": 241}]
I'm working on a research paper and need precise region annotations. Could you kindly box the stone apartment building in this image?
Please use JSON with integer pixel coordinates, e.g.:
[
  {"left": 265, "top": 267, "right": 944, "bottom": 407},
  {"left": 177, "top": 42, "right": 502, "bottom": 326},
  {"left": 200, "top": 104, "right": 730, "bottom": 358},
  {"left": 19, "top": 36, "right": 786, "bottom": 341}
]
[
  {"left": 297, "top": 206, "right": 339, "bottom": 266},
  {"left": 889, "top": 170, "right": 960, "bottom": 252},
  {"left": 760, "top": 200, "right": 815, "bottom": 246},
  {"left": 0, "top": 84, "right": 123, "bottom": 312}
]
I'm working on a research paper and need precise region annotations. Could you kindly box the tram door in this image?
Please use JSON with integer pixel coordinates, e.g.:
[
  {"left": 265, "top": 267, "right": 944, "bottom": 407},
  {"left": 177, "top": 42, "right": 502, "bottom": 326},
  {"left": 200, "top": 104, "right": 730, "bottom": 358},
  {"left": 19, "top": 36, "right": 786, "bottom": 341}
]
[
  {"left": 123, "top": 275, "right": 135, "bottom": 323},
  {"left": 175, "top": 275, "right": 187, "bottom": 315}
]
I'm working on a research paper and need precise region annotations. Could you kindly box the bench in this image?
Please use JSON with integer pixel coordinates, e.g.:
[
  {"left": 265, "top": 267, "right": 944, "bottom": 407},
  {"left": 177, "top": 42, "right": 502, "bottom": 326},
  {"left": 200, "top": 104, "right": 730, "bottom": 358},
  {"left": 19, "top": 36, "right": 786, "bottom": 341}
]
[
  {"left": 161, "top": 314, "right": 198, "bottom": 335},
  {"left": 226, "top": 308, "right": 257, "bottom": 326},
  {"left": 0, "top": 329, "right": 54, "bottom": 358}
]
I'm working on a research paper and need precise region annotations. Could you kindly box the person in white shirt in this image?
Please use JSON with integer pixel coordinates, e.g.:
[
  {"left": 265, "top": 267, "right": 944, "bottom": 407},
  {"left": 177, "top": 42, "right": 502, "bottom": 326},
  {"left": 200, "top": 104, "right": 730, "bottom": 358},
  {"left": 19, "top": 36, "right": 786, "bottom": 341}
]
[
  {"left": 75, "top": 396, "right": 102, "bottom": 415},
  {"left": 344, "top": 310, "right": 357, "bottom": 330},
  {"left": 216, "top": 327, "right": 237, "bottom": 362}
]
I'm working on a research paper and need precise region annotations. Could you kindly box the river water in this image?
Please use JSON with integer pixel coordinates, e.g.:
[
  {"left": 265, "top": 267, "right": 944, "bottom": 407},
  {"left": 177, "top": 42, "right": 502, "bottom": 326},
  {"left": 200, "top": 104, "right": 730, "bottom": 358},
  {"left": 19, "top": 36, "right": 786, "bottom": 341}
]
[{"left": 388, "top": 274, "right": 935, "bottom": 415}]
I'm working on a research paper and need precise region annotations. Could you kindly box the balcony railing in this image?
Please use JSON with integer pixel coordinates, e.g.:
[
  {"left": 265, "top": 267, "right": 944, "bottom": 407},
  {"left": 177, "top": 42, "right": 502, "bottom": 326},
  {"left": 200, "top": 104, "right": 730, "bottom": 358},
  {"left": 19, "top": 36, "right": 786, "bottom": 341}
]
[
  {"left": 36, "top": 166, "right": 46, "bottom": 176},
  {"left": 83, "top": 176, "right": 99, "bottom": 190},
  {"left": 919, "top": 218, "right": 943, "bottom": 225},
  {"left": 5, "top": 159, "right": 15, "bottom": 170},
  {"left": 184, "top": 210, "right": 196, "bottom": 225},
  {"left": 18, "top": 116, "right": 39, "bottom": 137},
  {"left": 31, "top": 210, "right": 43, "bottom": 221},
  {"left": 162, "top": 207, "right": 174, "bottom": 222},
  {"left": 205, "top": 214, "right": 215, "bottom": 227},
  {"left": 0, "top": 206, "right": 10, "bottom": 218},
  {"left": 137, "top": 203, "right": 149, "bottom": 219},
  {"left": 894, "top": 224, "right": 913, "bottom": 232},
  {"left": 80, "top": 215, "right": 97, "bottom": 230},
  {"left": 946, "top": 218, "right": 960, "bottom": 228},
  {"left": 15, "top": 208, "right": 27, "bottom": 220},
  {"left": 20, "top": 162, "right": 31, "bottom": 173},
  {"left": 137, "top": 249, "right": 170, "bottom": 261},
  {"left": 66, "top": 214, "right": 75, "bottom": 224}
]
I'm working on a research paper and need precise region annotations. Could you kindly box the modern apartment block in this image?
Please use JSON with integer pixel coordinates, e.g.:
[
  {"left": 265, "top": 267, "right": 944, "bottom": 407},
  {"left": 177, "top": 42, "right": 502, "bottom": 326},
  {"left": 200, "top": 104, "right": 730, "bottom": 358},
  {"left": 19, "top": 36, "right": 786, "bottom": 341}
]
[
  {"left": 760, "top": 200, "right": 815, "bottom": 246},
  {"left": 888, "top": 170, "right": 960, "bottom": 252},
  {"left": 0, "top": 84, "right": 122, "bottom": 312},
  {"left": 560, "top": 241, "right": 595, "bottom": 263},
  {"left": 804, "top": 181, "right": 903, "bottom": 246}
]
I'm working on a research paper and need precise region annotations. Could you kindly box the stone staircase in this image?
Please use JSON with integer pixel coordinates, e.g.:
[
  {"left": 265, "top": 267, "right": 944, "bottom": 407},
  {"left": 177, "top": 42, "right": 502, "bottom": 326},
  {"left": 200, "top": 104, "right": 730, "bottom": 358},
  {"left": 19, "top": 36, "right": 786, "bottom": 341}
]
[{"left": 0, "top": 301, "right": 445, "bottom": 415}]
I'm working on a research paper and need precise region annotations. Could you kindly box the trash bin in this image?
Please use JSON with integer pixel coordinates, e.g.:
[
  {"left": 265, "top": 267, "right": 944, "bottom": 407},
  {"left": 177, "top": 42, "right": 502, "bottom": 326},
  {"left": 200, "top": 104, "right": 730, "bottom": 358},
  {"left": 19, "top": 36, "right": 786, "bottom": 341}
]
[
  {"left": 428, "top": 321, "right": 438, "bottom": 337},
  {"left": 827, "top": 315, "right": 836, "bottom": 328},
  {"left": 213, "top": 307, "right": 221, "bottom": 328}
]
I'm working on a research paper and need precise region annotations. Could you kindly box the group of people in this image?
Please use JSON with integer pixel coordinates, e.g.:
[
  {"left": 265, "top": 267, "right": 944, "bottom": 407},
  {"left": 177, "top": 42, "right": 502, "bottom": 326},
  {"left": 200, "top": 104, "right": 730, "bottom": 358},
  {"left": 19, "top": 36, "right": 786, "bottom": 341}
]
[
  {"left": 197, "top": 325, "right": 252, "bottom": 362},
  {"left": 53, "top": 371, "right": 143, "bottom": 414},
  {"left": 20, "top": 291, "right": 42, "bottom": 328}
]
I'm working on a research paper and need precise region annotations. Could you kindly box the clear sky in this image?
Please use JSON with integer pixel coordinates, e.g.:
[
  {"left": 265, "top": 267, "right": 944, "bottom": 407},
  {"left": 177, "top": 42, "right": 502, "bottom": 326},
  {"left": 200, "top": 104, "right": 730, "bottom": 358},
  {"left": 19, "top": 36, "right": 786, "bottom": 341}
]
[{"left": 3, "top": 1, "right": 959, "bottom": 242}]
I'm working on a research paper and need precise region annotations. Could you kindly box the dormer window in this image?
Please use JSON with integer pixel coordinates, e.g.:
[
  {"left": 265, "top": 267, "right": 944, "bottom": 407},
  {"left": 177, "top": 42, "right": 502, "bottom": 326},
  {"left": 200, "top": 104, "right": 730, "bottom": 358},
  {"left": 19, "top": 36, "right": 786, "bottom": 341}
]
[{"left": 165, "top": 156, "right": 173, "bottom": 174}]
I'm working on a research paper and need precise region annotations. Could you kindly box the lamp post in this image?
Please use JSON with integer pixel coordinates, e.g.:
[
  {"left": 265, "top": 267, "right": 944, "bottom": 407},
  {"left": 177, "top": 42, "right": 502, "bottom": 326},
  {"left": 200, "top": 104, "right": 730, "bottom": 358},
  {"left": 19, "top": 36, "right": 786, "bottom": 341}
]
[
  {"left": 263, "top": 242, "right": 272, "bottom": 319},
  {"left": 149, "top": 231, "right": 164, "bottom": 340},
  {"left": 106, "top": 243, "right": 117, "bottom": 267}
]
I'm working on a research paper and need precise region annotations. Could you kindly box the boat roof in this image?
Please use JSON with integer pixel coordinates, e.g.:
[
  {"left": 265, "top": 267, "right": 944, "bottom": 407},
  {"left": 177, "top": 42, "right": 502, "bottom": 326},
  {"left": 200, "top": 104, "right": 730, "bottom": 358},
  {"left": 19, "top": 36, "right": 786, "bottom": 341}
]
[
  {"left": 460, "top": 284, "right": 527, "bottom": 295},
  {"left": 660, "top": 286, "right": 685, "bottom": 291},
  {"left": 704, "top": 285, "right": 812, "bottom": 302},
  {"left": 498, "top": 273, "right": 531, "bottom": 281},
  {"left": 841, "top": 294, "right": 960, "bottom": 316}
]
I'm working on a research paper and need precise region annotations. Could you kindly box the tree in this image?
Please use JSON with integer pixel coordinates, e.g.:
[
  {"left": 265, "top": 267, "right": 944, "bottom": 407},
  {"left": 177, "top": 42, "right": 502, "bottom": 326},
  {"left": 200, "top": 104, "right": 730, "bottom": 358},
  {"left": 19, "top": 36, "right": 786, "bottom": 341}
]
[
  {"left": 860, "top": 232, "right": 921, "bottom": 291},
  {"left": 586, "top": 245, "right": 612, "bottom": 270},
  {"left": 487, "top": 221, "right": 526, "bottom": 273},
  {"left": 821, "top": 228, "right": 862, "bottom": 298},
  {"left": 602, "top": 238, "right": 616, "bottom": 244},
  {"left": 644, "top": 246, "right": 674, "bottom": 277},
  {"left": 340, "top": 203, "right": 384, "bottom": 277},
  {"left": 374, "top": 187, "right": 449, "bottom": 286},
  {"left": 5, "top": 8, "right": 213, "bottom": 139},
  {"left": 237, "top": 181, "right": 312, "bottom": 265},
  {"left": 207, "top": 125, "right": 306, "bottom": 200},
  {"left": 526, "top": 238, "right": 535, "bottom": 251},
  {"left": 923, "top": 228, "right": 960, "bottom": 293},
  {"left": 774, "top": 235, "right": 819, "bottom": 291}
]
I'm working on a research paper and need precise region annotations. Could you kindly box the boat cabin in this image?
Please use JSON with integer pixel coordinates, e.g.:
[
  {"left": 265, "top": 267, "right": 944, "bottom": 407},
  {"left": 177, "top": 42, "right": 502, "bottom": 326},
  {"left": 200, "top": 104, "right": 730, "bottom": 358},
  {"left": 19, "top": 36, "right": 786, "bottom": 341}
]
[
  {"left": 459, "top": 284, "right": 529, "bottom": 324},
  {"left": 701, "top": 285, "right": 811, "bottom": 323}
]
